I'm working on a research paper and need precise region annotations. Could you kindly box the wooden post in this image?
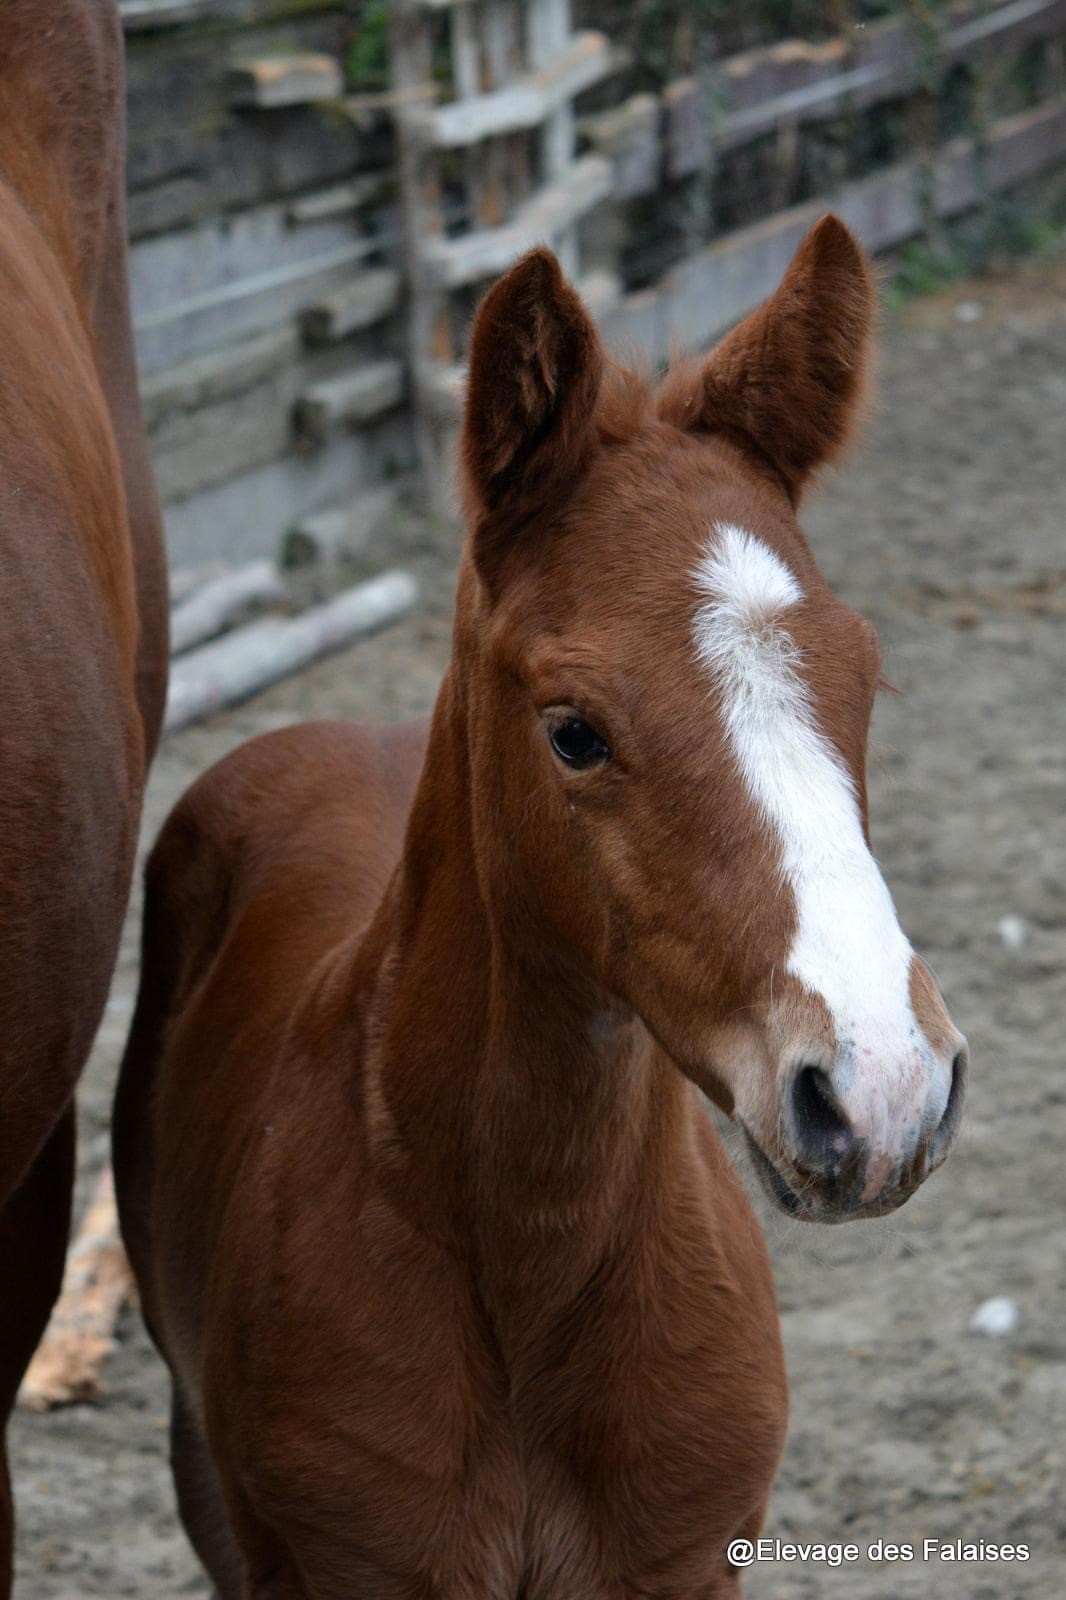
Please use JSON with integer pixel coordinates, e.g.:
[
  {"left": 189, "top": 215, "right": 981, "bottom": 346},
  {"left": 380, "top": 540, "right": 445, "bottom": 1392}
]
[
  {"left": 391, "top": 0, "right": 613, "bottom": 512},
  {"left": 18, "top": 1172, "right": 130, "bottom": 1412}
]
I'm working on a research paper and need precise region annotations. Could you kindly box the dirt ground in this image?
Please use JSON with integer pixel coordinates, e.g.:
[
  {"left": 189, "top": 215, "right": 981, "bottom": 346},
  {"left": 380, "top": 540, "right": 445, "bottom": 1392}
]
[{"left": 10, "top": 254, "right": 1066, "bottom": 1599}]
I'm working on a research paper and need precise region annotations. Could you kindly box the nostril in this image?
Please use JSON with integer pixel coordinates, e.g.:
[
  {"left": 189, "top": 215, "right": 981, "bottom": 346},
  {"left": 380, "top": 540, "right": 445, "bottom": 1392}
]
[
  {"left": 931, "top": 1046, "right": 968, "bottom": 1160},
  {"left": 791, "top": 1065, "right": 854, "bottom": 1170}
]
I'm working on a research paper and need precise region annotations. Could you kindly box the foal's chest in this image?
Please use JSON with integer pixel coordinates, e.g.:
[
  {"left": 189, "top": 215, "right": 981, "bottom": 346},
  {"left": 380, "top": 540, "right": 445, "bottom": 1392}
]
[{"left": 231, "top": 1196, "right": 786, "bottom": 1600}]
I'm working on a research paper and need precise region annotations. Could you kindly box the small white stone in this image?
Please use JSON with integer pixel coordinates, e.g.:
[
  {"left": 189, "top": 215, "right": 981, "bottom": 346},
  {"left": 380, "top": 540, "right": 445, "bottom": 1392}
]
[
  {"left": 969, "top": 1297, "right": 1019, "bottom": 1337},
  {"left": 955, "top": 300, "right": 983, "bottom": 324},
  {"left": 997, "top": 914, "right": 1031, "bottom": 951}
]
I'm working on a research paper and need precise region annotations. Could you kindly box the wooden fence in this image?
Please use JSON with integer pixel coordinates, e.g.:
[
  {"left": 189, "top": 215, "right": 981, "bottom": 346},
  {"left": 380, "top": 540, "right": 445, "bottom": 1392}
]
[{"left": 118, "top": 0, "right": 1066, "bottom": 561}]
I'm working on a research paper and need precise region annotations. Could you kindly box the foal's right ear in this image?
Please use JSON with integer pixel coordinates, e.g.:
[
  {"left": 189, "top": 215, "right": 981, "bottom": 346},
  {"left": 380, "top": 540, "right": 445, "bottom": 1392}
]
[
  {"left": 661, "top": 214, "right": 875, "bottom": 504},
  {"left": 460, "top": 249, "right": 604, "bottom": 540}
]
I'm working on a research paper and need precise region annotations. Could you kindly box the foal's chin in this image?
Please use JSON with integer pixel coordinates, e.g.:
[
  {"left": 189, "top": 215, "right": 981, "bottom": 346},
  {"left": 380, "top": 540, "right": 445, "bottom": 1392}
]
[{"left": 740, "top": 1126, "right": 955, "bottom": 1226}]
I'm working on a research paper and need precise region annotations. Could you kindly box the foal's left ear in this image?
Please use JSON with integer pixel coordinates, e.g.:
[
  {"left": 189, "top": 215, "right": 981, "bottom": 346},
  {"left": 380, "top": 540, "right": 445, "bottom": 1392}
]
[
  {"left": 668, "top": 214, "right": 875, "bottom": 503},
  {"left": 461, "top": 248, "right": 604, "bottom": 536}
]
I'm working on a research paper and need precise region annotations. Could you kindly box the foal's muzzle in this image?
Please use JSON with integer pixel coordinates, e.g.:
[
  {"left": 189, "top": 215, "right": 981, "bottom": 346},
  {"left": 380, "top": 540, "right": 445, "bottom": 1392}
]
[{"left": 745, "top": 1044, "right": 968, "bottom": 1223}]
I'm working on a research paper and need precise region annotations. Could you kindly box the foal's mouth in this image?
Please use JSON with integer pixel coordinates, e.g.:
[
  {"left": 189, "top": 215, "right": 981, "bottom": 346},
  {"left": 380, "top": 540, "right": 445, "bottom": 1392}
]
[
  {"left": 742, "top": 1132, "right": 830, "bottom": 1223},
  {"left": 740, "top": 1128, "right": 921, "bottom": 1225}
]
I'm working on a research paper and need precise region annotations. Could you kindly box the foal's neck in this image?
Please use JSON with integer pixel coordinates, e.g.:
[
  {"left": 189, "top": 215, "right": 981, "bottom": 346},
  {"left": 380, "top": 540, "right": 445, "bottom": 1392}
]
[{"left": 362, "top": 673, "right": 689, "bottom": 1291}]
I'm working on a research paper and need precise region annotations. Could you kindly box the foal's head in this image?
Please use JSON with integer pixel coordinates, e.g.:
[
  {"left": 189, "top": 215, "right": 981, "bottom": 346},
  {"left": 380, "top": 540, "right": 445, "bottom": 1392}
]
[{"left": 454, "top": 217, "right": 966, "bottom": 1223}]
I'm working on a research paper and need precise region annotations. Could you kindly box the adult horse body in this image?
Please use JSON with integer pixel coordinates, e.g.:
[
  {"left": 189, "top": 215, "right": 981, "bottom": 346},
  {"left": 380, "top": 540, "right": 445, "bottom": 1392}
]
[
  {"left": 115, "top": 219, "right": 965, "bottom": 1598},
  {"left": 0, "top": 0, "right": 167, "bottom": 1582}
]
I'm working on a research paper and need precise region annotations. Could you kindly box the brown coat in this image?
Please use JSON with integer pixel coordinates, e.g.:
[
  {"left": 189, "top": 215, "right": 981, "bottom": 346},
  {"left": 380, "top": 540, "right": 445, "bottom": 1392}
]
[
  {"left": 0, "top": 4, "right": 167, "bottom": 1585},
  {"left": 115, "top": 220, "right": 962, "bottom": 1598}
]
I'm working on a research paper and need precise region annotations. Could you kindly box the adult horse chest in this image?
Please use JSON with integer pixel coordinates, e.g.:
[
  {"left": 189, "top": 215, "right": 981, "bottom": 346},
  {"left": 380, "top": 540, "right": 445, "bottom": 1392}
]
[{"left": 115, "top": 217, "right": 966, "bottom": 1599}]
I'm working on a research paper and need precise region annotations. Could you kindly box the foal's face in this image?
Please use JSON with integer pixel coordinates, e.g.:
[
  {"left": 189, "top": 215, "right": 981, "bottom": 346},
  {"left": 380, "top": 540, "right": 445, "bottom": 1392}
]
[{"left": 460, "top": 223, "right": 966, "bottom": 1223}]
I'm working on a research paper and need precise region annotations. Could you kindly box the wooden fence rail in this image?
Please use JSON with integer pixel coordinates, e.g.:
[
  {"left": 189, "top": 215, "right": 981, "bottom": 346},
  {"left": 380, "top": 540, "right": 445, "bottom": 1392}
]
[
  {"left": 111, "top": 0, "right": 1066, "bottom": 550},
  {"left": 583, "top": 0, "right": 1066, "bottom": 196},
  {"left": 603, "top": 95, "right": 1066, "bottom": 367}
]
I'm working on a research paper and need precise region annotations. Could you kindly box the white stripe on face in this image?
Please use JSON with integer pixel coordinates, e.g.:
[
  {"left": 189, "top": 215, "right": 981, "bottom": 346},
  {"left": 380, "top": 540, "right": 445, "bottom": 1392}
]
[{"left": 692, "top": 523, "right": 935, "bottom": 1147}]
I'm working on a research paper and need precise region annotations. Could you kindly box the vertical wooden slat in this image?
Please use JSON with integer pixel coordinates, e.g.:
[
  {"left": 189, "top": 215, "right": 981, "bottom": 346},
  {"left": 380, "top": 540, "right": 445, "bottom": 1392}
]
[
  {"left": 454, "top": 4, "right": 494, "bottom": 227},
  {"left": 393, "top": 0, "right": 601, "bottom": 507},
  {"left": 391, "top": 2, "right": 454, "bottom": 499},
  {"left": 451, "top": 4, "right": 481, "bottom": 97},
  {"left": 527, "top": 0, "right": 579, "bottom": 275},
  {"left": 484, "top": 1, "right": 531, "bottom": 213},
  {"left": 480, "top": 1, "right": 520, "bottom": 228}
]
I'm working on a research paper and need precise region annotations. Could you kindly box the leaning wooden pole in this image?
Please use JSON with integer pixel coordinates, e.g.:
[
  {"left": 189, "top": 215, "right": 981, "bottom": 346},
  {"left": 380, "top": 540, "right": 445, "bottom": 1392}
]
[
  {"left": 18, "top": 1171, "right": 130, "bottom": 1411},
  {"left": 164, "top": 570, "right": 418, "bottom": 734}
]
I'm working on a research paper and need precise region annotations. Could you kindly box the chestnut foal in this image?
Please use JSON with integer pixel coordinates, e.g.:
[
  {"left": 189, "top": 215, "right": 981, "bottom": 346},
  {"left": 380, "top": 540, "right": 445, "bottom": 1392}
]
[
  {"left": 0, "top": 2, "right": 167, "bottom": 1584},
  {"left": 115, "top": 217, "right": 966, "bottom": 1599}
]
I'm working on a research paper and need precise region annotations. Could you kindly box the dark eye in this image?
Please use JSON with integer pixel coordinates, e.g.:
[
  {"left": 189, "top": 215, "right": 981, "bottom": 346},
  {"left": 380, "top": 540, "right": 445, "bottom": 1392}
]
[{"left": 549, "top": 716, "right": 611, "bottom": 770}]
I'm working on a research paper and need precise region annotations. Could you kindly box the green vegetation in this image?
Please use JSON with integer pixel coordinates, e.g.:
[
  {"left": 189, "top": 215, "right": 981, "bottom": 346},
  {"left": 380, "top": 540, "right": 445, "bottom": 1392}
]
[
  {"left": 344, "top": 0, "right": 389, "bottom": 90},
  {"left": 884, "top": 173, "right": 1066, "bottom": 309}
]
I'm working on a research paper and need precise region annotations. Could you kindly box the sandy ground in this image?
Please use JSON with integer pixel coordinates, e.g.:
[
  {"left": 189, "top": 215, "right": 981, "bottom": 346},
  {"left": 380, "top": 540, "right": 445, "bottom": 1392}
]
[{"left": 9, "top": 255, "right": 1066, "bottom": 1599}]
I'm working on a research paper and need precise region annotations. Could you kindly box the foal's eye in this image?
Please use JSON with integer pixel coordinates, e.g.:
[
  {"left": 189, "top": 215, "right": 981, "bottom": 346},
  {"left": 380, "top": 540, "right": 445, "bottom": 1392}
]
[{"left": 549, "top": 716, "right": 611, "bottom": 770}]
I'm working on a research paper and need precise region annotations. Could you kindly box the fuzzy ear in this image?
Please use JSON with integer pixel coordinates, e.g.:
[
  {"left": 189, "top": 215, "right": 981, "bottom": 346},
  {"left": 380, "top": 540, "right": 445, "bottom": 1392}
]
[
  {"left": 460, "top": 248, "right": 603, "bottom": 529},
  {"left": 663, "top": 215, "right": 875, "bottom": 503}
]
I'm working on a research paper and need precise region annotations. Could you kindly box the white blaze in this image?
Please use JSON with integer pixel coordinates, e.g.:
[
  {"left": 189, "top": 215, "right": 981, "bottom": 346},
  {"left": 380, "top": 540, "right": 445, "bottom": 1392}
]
[{"left": 692, "top": 523, "right": 935, "bottom": 1150}]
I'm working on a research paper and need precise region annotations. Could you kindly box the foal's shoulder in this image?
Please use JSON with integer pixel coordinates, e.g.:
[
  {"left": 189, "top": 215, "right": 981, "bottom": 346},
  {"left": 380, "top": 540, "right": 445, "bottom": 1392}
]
[
  {"left": 169, "top": 718, "right": 428, "bottom": 846},
  {"left": 150, "top": 719, "right": 430, "bottom": 966}
]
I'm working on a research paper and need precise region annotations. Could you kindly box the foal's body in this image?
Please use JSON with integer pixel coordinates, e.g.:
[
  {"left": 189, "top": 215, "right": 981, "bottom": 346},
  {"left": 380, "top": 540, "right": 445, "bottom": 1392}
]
[
  {"left": 117, "top": 719, "right": 784, "bottom": 1599},
  {"left": 0, "top": 2, "right": 166, "bottom": 1579},
  {"left": 117, "top": 221, "right": 965, "bottom": 1597}
]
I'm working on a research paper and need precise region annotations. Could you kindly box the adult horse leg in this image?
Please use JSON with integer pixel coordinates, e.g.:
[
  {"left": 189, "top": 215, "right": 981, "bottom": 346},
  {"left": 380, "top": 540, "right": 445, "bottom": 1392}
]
[{"left": 0, "top": 1104, "right": 76, "bottom": 1594}]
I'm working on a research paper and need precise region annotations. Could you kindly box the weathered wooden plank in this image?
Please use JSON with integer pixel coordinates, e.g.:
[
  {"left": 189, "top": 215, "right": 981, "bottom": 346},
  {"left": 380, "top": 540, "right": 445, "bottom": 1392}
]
[
  {"left": 149, "top": 332, "right": 415, "bottom": 507},
  {"left": 286, "top": 173, "right": 394, "bottom": 226},
  {"left": 579, "top": 268, "right": 624, "bottom": 320},
  {"left": 169, "top": 563, "right": 231, "bottom": 606},
  {"left": 17, "top": 1172, "right": 130, "bottom": 1412},
  {"left": 131, "top": 201, "right": 394, "bottom": 372},
  {"left": 283, "top": 485, "right": 399, "bottom": 567},
  {"left": 162, "top": 419, "right": 414, "bottom": 565},
  {"left": 663, "top": 0, "right": 1066, "bottom": 172},
  {"left": 389, "top": 0, "right": 453, "bottom": 507},
  {"left": 418, "top": 361, "right": 467, "bottom": 421},
  {"left": 664, "top": 76, "right": 710, "bottom": 183},
  {"left": 450, "top": 4, "right": 482, "bottom": 99},
  {"left": 151, "top": 378, "right": 294, "bottom": 502},
  {"left": 140, "top": 324, "right": 299, "bottom": 433},
  {"left": 164, "top": 573, "right": 419, "bottom": 734},
  {"left": 302, "top": 269, "right": 402, "bottom": 344},
  {"left": 121, "top": 0, "right": 336, "bottom": 26},
  {"left": 228, "top": 53, "right": 344, "bottom": 110},
  {"left": 580, "top": 93, "right": 661, "bottom": 199},
  {"left": 123, "top": 11, "right": 374, "bottom": 238},
  {"left": 944, "top": 93, "right": 1066, "bottom": 199},
  {"left": 127, "top": 115, "right": 377, "bottom": 241},
  {"left": 412, "top": 31, "right": 611, "bottom": 148},
  {"left": 605, "top": 94, "right": 1066, "bottom": 367},
  {"left": 119, "top": 0, "right": 212, "bottom": 28},
  {"left": 170, "top": 561, "right": 285, "bottom": 655},
  {"left": 422, "top": 154, "right": 611, "bottom": 288},
  {"left": 296, "top": 360, "right": 406, "bottom": 440},
  {"left": 395, "top": 0, "right": 616, "bottom": 508},
  {"left": 530, "top": 0, "right": 580, "bottom": 274},
  {"left": 944, "top": 0, "right": 1066, "bottom": 62}
]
